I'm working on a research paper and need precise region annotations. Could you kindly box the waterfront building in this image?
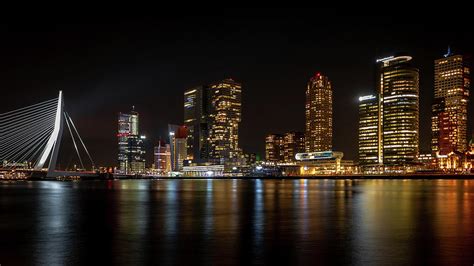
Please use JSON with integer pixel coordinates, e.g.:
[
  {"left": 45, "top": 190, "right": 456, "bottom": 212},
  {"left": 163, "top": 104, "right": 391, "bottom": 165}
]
[
  {"left": 358, "top": 95, "right": 381, "bottom": 165},
  {"left": 434, "top": 139, "right": 474, "bottom": 172},
  {"left": 182, "top": 164, "right": 225, "bottom": 177},
  {"left": 378, "top": 55, "right": 419, "bottom": 165},
  {"left": 154, "top": 140, "right": 171, "bottom": 174},
  {"left": 244, "top": 153, "right": 257, "bottom": 165},
  {"left": 416, "top": 153, "right": 436, "bottom": 171},
  {"left": 417, "top": 153, "right": 435, "bottom": 164},
  {"left": 184, "top": 86, "right": 211, "bottom": 163},
  {"left": 305, "top": 73, "right": 333, "bottom": 152},
  {"left": 127, "top": 135, "right": 146, "bottom": 174},
  {"left": 266, "top": 132, "right": 305, "bottom": 164},
  {"left": 357, "top": 55, "right": 419, "bottom": 171},
  {"left": 208, "top": 78, "right": 242, "bottom": 163},
  {"left": 265, "top": 134, "right": 284, "bottom": 162},
  {"left": 292, "top": 151, "right": 357, "bottom": 175},
  {"left": 117, "top": 108, "right": 146, "bottom": 174},
  {"left": 432, "top": 49, "right": 470, "bottom": 157},
  {"left": 283, "top": 132, "right": 305, "bottom": 162},
  {"left": 168, "top": 124, "right": 188, "bottom": 171},
  {"left": 185, "top": 78, "right": 242, "bottom": 164}
]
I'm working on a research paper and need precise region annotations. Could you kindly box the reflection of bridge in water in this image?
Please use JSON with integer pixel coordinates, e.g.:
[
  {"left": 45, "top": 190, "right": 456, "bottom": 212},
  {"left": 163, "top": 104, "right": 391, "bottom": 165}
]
[{"left": 0, "top": 91, "right": 96, "bottom": 178}]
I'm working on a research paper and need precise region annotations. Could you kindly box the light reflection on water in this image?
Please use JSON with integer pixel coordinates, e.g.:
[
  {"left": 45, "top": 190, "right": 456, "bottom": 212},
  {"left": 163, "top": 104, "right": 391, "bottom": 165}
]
[{"left": 0, "top": 179, "right": 473, "bottom": 265}]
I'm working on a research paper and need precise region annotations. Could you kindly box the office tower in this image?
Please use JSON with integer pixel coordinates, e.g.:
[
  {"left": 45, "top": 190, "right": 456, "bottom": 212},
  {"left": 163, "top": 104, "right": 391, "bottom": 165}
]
[
  {"left": 432, "top": 49, "right": 470, "bottom": 155},
  {"left": 154, "top": 140, "right": 171, "bottom": 173},
  {"left": 184, "top": 86, "right": 210, "bottom": 163},
  {"left": 283, "top": 132, "right": 305, "bottom": 162},
  {"left": 358, "top": 95, "right": 381, "bottom": 165},
  {"left": 305, "top": 73, "right": 333, "bottom": 152},
  {"left": 127, "top": 135, "right": 146, "bottom": 174},
  {"left": 378, "top": 56, "right": 419, "bottom": 165},
  {"left": 117, "top": 108, "right": 146, "bottom": 174},
  {"left": 208, "top": 78, "right": 242, "bottom": 163},
  {"left": 265, "top": 134, "right": 284, "bottom": 162},
  {"left": 168, "top": 124, "right": 188, "bottom": 171}
]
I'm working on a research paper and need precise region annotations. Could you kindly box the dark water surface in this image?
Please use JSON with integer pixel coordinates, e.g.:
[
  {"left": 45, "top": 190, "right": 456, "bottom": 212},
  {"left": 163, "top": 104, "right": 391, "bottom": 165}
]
[{"left": 1, "top": 179, "right": 473, "bottom": 265}]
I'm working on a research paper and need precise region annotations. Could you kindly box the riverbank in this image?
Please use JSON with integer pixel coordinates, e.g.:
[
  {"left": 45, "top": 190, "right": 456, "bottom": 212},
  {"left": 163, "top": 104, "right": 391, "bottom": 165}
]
[{"left": 3, "top": 174, "right": 472, "bottom": 181}]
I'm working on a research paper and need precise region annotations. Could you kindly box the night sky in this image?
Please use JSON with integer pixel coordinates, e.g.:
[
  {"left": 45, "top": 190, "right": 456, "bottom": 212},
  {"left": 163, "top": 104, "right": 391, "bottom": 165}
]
[{"left": 1, "top": 9, "right": 473, "bottom": 167}]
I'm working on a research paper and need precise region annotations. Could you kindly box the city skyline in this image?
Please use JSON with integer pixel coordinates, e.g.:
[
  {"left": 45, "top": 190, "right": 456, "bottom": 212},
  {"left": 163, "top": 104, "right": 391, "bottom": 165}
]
[{"left": 1, "top": 10, "right": 473, "bottom": 166}]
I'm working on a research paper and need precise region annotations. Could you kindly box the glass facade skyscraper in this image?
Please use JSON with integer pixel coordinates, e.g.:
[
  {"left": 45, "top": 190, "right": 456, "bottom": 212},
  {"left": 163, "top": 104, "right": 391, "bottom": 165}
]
[
  {"left": 184, "top": 86, "right": 210, "bottom": 163},
  {"left": 184, "top": 78, "right": 242, "bottom": 164},
  {"left": 305, "top": 73, "right": 333, "bottom": 152},
  {"left": 208, "top": 78, "right": 242, "bottom": 163},
  {"left": 358, "top": 55, "right": 420, "bottom": 169},
  {"left": 168, "top": 124, "right": 188, "bottom": 171},
  {"left": 154, "top": 140, "right": 171, "bottom": 173},
  {"left": 432, "top": 51, "right": 470, "bottom": 156},
  {"left": 117, "top": 109, "right": 145, "bottom": 174},
  {"left": 358, "top": 95, "right": 381, "bottom": 165},
  {"left": 378, "top": 56, "right": 419, "bottom": 165}
]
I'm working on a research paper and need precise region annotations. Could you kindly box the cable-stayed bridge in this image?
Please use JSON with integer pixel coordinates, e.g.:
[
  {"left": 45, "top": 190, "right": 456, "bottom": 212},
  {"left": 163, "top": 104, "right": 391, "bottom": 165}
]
[{"left": 0, "top": 91, "right": 96, "bottom": 178}]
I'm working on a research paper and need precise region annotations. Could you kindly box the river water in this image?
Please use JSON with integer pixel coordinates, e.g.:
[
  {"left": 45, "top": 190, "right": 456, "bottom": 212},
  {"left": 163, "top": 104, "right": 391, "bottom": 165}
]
[{"left": 1, "top": 179, "right": 473, "bottom": 265}]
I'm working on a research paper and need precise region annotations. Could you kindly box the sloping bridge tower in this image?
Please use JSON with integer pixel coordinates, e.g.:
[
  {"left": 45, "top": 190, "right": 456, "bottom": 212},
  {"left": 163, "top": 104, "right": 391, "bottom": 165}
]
[
  {"left": 0, "top": 91, "right": 94, "bottom": 177},
  {"left": 34, "top": 91, "right": 64, "bottom": 176}
]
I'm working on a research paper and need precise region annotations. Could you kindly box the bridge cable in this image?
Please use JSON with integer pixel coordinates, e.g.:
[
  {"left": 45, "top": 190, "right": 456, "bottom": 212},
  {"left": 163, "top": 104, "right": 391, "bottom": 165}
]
[
  {"left": 65, "top": 112, "right": 95, "bottom": 169},
  {"left": 64, "top": 113, "right": 84, "bottom": 170}
]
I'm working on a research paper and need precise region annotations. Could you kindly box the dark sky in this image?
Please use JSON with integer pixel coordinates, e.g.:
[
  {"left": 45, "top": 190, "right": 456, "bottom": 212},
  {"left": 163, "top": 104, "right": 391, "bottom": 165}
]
[{"left": 1, "top": 9, "right": 473, "bottom": 167}]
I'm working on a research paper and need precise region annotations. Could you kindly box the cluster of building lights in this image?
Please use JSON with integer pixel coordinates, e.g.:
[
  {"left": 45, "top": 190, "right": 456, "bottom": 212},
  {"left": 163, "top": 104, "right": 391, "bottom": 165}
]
[{"left": 116, "top": 49, "right": 472, "bottom": 177}]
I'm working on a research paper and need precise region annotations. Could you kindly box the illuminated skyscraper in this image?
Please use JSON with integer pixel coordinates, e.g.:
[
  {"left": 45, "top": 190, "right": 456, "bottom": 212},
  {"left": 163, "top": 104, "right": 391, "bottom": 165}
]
[
  {"left": 432, "top": 49, "right": 470, "bottom": 156},
  {"left": 358, "top": 95, "right": 381, "bottom": 165},
  {"left": 305, "top": 73, "right": 333, "bottom": 152},
  {"left": 208, "top": 78, "right": 242, "bottom": 163},
  {"left": 154, "top": 140, "right": 171, "bottom": 173},
  {"left": 378, "top": 56, "right": 419, "bottom": 165},
  {"left": 117, "top": 108, "right": 145, "bottom": 174},
  {"left": 265, "top": 132, "right": 305, "bottom": 163},
  {"left": 265, "top": 134, "right": 284, "bottom": 162},
  {"left": 168, "top": 124, "right": 188, "bottom": 171},
  {"left": 184, "top": 78, "right": 242, "bottom": 164},
  {"left": 184, "top": 86, "right": 210, "bottom": 163},
  {"left": 127, "top": 135, "right": 146, "bottom": 174},
  {"left": 283, "top": 132, "right": 305, "bottom": 162}
]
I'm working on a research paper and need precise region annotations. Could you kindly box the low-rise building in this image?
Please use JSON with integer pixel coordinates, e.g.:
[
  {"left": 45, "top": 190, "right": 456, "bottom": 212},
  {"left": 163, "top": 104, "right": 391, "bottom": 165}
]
[
  {"left": 287, "top": 151, "right": 358, "bottom": 175},
  {"left": 182, "top": 164, "right": 225, "bottom": 177}
]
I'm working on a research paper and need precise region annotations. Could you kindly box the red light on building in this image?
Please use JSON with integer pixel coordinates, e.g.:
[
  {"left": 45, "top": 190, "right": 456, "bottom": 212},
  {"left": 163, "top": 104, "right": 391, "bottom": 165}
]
[{"left": 176, "top": 126, "right": 188, "bottom": 139}]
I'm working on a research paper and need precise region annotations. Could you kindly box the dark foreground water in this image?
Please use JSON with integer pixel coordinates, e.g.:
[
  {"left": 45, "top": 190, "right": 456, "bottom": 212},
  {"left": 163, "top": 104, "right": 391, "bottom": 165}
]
[{"left": 1, "top": 179, "right": 473, "bottom": 265}]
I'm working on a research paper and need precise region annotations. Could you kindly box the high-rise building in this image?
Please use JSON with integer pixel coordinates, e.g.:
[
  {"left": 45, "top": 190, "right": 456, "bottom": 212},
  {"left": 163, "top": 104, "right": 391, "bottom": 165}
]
[
  {"left": 378, "top": 55, "right": 419, "bottom": 165},
  {"left": 208, "top": 78, "right": 242, "bottom": 163},
  {"left": 184, "top": 78, "right": 242, "bottom": 164},
  {"left": 305, "top": 73, "right": 333, "bottom": 152},
  {"left": 168, "top": 124, "right": 188, "bottom": 171},
  {"left": 358, "top": 95, "right": 381, "bottom": 165},
  {"left": 127, "top": 135, "right": 146, "bottom": 174},
  {"left": 432, "top": 49, "right": 470, "bottom": 156},
  {"left": 117, "top": 108, "right": 146, "bottom": 174},
  {"left": 283, "top": 132, "right": 305, "bottom": 162},
  {"left": 154, "top": 140, "right": 171, "bottom": 173},
  {"left": 184, "top": 86, "right": 210, "bottom": 163},
  {"left": 265, "top": 134, "right": 284, "bottom": 162}
]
